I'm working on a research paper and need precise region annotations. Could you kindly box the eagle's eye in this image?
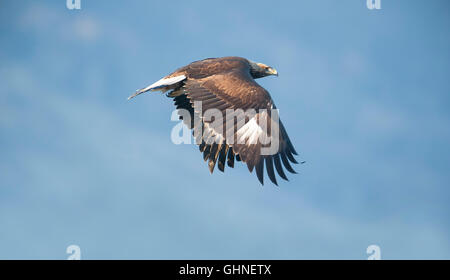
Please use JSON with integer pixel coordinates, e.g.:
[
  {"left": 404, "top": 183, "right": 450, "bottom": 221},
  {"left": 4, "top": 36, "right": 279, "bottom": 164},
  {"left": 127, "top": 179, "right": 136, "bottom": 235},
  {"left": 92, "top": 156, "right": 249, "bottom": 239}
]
[{"left": 257, "top": 63, "right": 266, "bottom": 69}]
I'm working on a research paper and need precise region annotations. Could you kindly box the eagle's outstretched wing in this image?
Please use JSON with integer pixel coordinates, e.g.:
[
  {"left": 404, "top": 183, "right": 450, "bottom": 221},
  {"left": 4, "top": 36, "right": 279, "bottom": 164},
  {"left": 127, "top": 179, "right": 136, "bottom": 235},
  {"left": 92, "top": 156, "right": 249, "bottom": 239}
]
[{"left": 171, "top": 68, "right": 298, "bottom": 185}]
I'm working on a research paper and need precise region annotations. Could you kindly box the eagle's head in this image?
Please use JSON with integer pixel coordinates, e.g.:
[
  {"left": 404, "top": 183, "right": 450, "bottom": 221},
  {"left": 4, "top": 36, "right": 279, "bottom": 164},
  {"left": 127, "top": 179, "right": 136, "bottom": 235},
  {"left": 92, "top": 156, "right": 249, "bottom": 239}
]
[{"left": 248, "top": 61, "right": 278, "bottom": 79}]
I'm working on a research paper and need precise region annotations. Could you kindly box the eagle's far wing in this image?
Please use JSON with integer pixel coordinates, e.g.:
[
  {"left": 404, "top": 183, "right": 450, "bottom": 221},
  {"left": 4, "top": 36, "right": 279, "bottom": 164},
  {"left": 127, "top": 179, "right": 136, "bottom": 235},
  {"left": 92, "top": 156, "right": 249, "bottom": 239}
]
[{"left": 177, "top": 70, "right": 298, "bottom": 185}]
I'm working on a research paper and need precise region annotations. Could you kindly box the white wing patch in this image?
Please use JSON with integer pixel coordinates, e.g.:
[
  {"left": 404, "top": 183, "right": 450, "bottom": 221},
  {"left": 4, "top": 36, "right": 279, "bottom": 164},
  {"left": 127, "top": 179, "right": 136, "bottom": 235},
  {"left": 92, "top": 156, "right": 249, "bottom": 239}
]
[{"left": 237, "top": 116, "right": 264, "bottom": 145}]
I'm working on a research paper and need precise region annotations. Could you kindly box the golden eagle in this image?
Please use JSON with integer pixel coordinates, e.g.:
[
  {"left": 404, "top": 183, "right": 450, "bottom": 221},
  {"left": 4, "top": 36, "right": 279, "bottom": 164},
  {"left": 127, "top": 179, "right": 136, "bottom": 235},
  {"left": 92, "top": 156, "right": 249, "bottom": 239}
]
[{"left": 128, "top": 56, "right": 300, "bottom": 185}]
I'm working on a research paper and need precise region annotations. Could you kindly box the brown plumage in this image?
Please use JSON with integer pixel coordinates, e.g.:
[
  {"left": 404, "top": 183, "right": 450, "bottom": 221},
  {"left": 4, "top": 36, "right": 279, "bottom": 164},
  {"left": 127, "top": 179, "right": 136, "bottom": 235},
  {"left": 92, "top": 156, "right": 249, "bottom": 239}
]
[{"left": 129, "top": 56, "right": 300, "bottom": 185}]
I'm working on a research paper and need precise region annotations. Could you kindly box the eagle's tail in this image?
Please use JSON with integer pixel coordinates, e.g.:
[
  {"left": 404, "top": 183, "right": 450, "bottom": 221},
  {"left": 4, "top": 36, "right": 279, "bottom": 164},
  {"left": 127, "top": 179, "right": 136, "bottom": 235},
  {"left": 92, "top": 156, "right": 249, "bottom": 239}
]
[{"left": 128, "top": 74, "right": 186, "bottom": 100}]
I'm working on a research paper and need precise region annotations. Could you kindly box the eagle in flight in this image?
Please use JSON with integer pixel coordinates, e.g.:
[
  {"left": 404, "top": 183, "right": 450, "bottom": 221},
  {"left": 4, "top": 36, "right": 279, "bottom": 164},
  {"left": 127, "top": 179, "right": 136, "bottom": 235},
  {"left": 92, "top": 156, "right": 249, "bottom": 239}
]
[{"left": 128, "top": 56, "right": 300, "bottom": 185}]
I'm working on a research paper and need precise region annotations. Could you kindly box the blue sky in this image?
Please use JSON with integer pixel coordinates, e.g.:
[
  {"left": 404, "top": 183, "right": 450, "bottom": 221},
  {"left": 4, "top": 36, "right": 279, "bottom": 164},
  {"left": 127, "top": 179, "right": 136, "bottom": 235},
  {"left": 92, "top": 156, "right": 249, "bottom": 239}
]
[{"left": 0, "top": 0, "right": 449, "bottom": 259}]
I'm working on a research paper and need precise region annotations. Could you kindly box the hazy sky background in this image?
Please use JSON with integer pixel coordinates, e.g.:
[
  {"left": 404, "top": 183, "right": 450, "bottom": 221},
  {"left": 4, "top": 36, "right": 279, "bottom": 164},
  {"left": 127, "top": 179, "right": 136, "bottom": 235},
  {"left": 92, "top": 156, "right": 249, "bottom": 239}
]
[{"left": 0, "top": 0, "right": 449, "bottom": 259}]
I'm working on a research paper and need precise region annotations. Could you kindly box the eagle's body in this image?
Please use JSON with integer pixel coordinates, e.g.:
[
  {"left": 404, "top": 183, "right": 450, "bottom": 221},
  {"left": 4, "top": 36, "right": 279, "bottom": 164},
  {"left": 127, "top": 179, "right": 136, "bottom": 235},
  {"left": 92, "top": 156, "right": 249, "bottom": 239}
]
[{"left": 129, "top": 56, "right": 299, "bottom": 185}]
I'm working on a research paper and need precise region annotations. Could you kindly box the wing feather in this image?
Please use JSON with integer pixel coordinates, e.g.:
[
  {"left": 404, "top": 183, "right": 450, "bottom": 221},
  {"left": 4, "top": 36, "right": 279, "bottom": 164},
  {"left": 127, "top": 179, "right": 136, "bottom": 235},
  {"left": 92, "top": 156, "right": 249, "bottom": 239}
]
[
  {"left": 217, "top": 144, "right": 228, "bottom": 172},
  {"left": 255, "top": 159, "right": 264, "bottom": 185},
  {"left": 265, "top": 156, "right": 278, "bottom": 186},
  {"left": 273, "top": 153, "right": 288, "bottom": 181},
  {"left": 227, "top": 146, "right": 235, "bottom": 168}
]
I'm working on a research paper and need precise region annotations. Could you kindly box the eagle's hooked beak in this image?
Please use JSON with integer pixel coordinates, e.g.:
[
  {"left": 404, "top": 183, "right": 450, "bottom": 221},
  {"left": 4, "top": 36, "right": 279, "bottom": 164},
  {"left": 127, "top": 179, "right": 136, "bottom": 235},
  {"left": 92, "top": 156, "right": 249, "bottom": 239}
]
[{"left": 267, "top": 67, "right": 278, "bottom": 77}]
